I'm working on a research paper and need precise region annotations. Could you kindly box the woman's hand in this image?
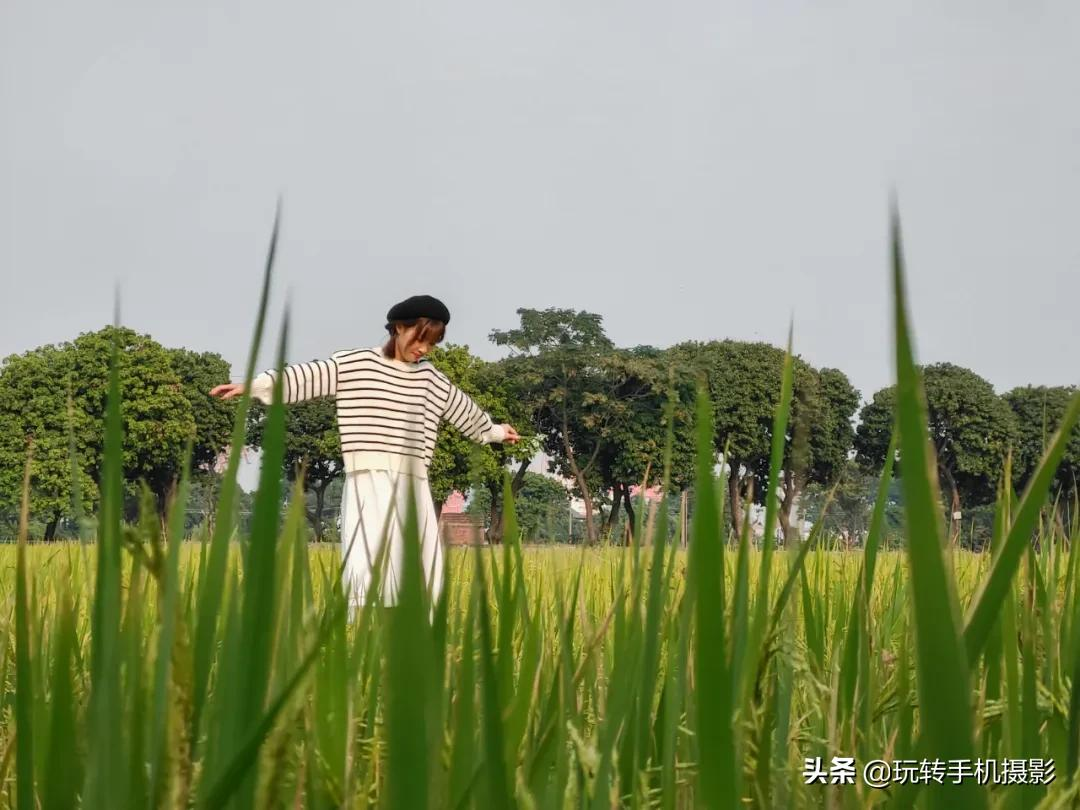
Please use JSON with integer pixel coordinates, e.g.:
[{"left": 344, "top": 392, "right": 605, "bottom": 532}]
[
  {"left": 209, "top": 383, "right": 246, "bottom": 400},
  {"left": 501, "top": 424, "right": 521, "bottom": 444}
]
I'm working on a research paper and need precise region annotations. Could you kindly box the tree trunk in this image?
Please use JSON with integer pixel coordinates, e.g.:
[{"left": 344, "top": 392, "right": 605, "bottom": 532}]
[
  {"left": 574, "top": 468, "right": 596, "bottom": 542},
  {"left": 434, "top": 500, "right": 443, "bottom": 520},
  {"left": 949, "top": 488, "right": 962, "bottom": 547},
  {"left": 565, "top": 453, "right": 600, "bottom": 542},
  {"left": 153, "top": 484, "right": 170, "bottom": 527},
  {"left": 561, "top": 409, "right": 596, "bottom": 543},
  {"left": 728, "top": 469, "right": 744, "bottom": 537},
  {"left": 486, "top": 460, "right": 531, "bottom": 544},
  {"left": 777, "top": 472, "right": 798, "bottom": 548},
  {"left": 606, "top": 484, "right": 622, "bottom": 538},
  {"left": 305, "top": 482, "right": 330, "bottom": 540},
  {"left": 511, "top": 459, "right": 530, "bottom": 496},
  {"left": 941, "top": 467, "right": 961, "bottom": 546},
  {"left": 680, "top": 490, "right": 688, "bottom": 547},
  {"left": 487, "top": 483, "right": 503, "bottom": 544},
  {"left": 163, "top": 477, "right": 189, "bottom": 541},
  {"left": 314, "top": 482, "right": 327, "bottom": 540},
  {"left": 777, "top": 506, "right": 790, "bottom": 548},
  {"left": 622, "top": 484, "right": 636, "bottom": 543},
  {"left": 44, "top": 513, "right": 60, "bottom": 541}
]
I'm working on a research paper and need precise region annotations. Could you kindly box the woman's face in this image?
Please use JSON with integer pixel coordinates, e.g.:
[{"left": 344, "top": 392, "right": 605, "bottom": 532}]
[{"left": 395, "top": 324, "right": 435, "bottom": 362}]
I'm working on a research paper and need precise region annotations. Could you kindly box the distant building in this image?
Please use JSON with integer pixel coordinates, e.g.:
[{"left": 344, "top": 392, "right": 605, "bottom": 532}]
[
  {"left": 628, "top": 484, "right": 665, "bottom": 501},
  {"left": 441, "top": 513, "right": 485, "bottom": 545},
  {"left": 439, "top": 490, "right": 483, "bottom": 544},
  {"left": 212, "top": 445, "right": 253, "bottom": 474},
  {"left": 441, "top": 490, "right": 467, "bottom": 514}
]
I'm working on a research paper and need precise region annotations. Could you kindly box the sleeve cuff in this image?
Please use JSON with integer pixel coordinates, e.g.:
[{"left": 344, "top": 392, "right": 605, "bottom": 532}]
[
  {"left": 248, "top": 373, "right": 275, "bottom": 405},
  {"left": 485, "top": 423, "right": 507, "bottom": 444}
]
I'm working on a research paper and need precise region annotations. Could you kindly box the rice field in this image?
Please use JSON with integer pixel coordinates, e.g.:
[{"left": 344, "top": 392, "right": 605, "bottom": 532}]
[
  {"left": 0, "top": 535, "right": 1066, "bottom": 810},
  {"left": 2, "top": 209, "right": 1079, "bottom": 808},
  {"left": 1, "top": 535, "right": 1078, "bottom": 810}
]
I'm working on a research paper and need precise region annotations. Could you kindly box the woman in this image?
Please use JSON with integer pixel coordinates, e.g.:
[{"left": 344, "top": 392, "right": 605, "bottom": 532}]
[{"left": 210, "top": 294, "right": 520, "bottom": 613}]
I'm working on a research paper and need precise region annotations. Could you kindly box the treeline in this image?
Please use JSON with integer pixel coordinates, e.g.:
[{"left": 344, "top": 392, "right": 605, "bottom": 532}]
[{"left": 1, "top": 309, "right": 1077, "bottom": 546}]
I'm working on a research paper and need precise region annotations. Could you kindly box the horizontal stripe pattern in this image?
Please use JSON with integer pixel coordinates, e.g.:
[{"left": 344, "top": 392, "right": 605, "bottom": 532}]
[
  {"left": 262, "top": 359, "right": 337, "bottom": 404},
  {"left": 253, "top": 347, "right": 500, "bottom": 473}
]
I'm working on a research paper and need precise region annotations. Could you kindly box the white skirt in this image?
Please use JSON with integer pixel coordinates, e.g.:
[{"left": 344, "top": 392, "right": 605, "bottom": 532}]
[{"left": 338, "top": 469, "right": 443, "bottom": 610}]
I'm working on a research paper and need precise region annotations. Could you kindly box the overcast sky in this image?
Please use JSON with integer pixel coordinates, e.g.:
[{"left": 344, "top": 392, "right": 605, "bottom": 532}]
[{"left": 4, "top": 2, "right": 1079, "bottom": 408}]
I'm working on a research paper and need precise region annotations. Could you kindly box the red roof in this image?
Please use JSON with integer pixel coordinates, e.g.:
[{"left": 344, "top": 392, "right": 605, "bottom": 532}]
[
  {"left": 627, "top": 484, "right": 664, "bottom": 501},
  {"left": 442, "top": 490, "right": 467, "bottom": 514}
]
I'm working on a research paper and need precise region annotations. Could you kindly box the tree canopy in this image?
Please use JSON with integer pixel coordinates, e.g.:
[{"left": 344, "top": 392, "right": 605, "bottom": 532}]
[
  {"left": 3, "top": 316, "right": 1075, "bottom": 549},
  {"left": 248, "top": 395, "right": 342, "bottom": 539},
  {"left": 1003, "top": 385, "right": 1080, "bottom": 500},
  {"left": 855, "top": 363, "right": 1019, "bottom": 512},
  {"left": 0, "top": 327, "right": 235, "bottom": 537},
  {"left": 670, "top": 340, "right": 859, "bottom": 538}
]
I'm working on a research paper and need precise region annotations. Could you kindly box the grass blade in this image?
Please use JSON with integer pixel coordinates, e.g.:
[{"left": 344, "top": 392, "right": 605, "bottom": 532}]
[
  {"left": 688, "top": 381, "right": 737, "bottom": 807},
  {"left": 890, "top": 203, "right": 985, "bottom": 809},
  {"left": 474, "top": 546, "right": 513, "bottom": 810},
  {"left": 15, "top": 448, "right": 35, "bottom": 810},
  {"left": 192, "top": 206, "right": 278, "bottom": 741},
  {"left": 384, "top": 475, "right": 433, "bottom": 810},
  {"left": 83, "top": 321, "right": 128, "bottom": 810},
  {"left": 963, "top": 389, "right": 1080, "bottom": 663},
  {"left": 232, "top": 308, "right": 291, "bottom": 810},
  {"left": 148, "top": 438, "right": 193, "bottom": 806}
]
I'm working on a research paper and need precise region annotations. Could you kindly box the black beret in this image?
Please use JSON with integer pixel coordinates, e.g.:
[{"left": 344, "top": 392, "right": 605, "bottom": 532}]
[{"left": 385, "top": 295, "right": 450, "bottom": 328}]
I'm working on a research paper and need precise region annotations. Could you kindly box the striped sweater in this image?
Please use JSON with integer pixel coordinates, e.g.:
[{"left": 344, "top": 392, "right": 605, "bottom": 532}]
[{"left": 248, "top": 347, "right": 507, "bottom": 479}]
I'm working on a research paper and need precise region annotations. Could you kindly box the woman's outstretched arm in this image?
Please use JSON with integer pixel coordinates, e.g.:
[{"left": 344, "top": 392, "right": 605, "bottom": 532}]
[
  {"left": 209, "top": 356, "right": 339, "bottom": 405},
  {"left": 440, "top": 382, "right": 520, "bottom": 445}
]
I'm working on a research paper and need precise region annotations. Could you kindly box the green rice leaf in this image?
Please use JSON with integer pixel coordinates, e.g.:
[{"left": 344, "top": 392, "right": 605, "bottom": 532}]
[
  {"left": 890, "top": 203, "right": 985, "bottom": 809},
  {"left": 15, "top": 450, "right": 35, "bottom": 810},
  {"left": 193, "top": 206, "right": 278, "bottom": 741},
  {"left": 688, "top": 381, "right": 737, "bottom": 807}
]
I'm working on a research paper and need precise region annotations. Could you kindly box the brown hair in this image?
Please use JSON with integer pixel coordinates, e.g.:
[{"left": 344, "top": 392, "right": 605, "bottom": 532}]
[{"left": 382, "top": 317, "right": 447, "bottom": 359}]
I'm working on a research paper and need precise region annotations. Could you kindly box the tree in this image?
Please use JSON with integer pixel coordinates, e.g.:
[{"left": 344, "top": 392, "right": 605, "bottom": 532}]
[
  {"left": 0, "top": 327, "right": 196, "bottom": 535},
  {"left": 516, "top": 473, "right": 573, "bottom": 541},
  {"left": 165, "top": 348, "right": 235, "bottom": 474},
  {"left": 1003, "top": 385, "right": 1080, "bottom": 501},
  {"left": 426, "top": 344, "right": 534, "bottom": 538},
  {"left": 466, "top": 472, "right": 571, "bottom": 542},
  {"left": 248, "top": 396, "right": 342, "bottom": 540},
  {"left": 305, "top": 476, "right": 344, "bottom": 540},
  {"left": 245, "top": 343, "right": 532, "bottom": 541},
  {"left": 67, "top": 327, "right": 197, "bottom": 520},
  {"left": 588, "top": 346, "right": 697, "bottom": 540},
  {"left": 800, "top": 461, "right": 894, "bottom": 547},
  {"left": 671, "top": 340, "right": 776, "bottom": 534},
  {"left": 855, "top": 363, "right": 1019, "bottom": 524},
  {"left": 490, "top": 308, "right": 627, "bottom": 543},
  {"left": 0, "top": 345, "right": 98, "bottom": 539},
  {"left": 669, "top": 341, "right": 859, "bottom": 541},
  {"left": 764, "top": 366, "right": 860, "bottom": 543}
]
